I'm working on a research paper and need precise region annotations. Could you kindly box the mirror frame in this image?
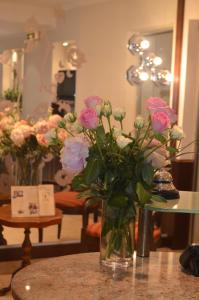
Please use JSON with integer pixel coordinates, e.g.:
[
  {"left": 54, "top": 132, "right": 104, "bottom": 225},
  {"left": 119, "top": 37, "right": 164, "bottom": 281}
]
[{"left": 172, "top": 0, "right": 185, "bottom": 114}]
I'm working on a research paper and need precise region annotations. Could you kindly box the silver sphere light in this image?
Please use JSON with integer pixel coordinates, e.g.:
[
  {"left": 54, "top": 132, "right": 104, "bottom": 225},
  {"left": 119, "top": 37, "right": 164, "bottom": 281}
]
[
  {"left": 127, "top": 65, "right": 142, "bottom": 85},
  {"left": 128, "top": 34, "right": 150, "bottom": 55}
]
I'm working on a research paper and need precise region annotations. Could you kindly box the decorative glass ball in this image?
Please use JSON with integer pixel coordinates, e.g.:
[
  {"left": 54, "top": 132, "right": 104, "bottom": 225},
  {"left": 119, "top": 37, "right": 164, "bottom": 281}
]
[
  {"left": 142, "top": 52, "right": 156, "bottom": 68},
  {"left": 126, "top": 65, "right": 142, "bottom": 85},
  {"left": 151, "top": 69, "right": 173, "bottom": 86},
  {"left": 128, "top": 34, "right": 150, "bottom": 55}
]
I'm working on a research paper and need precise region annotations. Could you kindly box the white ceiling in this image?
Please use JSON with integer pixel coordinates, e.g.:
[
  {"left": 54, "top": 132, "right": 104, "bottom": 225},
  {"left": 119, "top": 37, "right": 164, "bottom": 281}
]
[{"left": 0, "top": 0, "right": 111, "bottom": 39}]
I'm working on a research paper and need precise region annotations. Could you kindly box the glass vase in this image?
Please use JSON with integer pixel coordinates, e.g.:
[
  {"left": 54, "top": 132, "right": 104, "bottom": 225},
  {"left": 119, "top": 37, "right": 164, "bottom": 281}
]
[
  {"left": 100, "top": 202, "right": 135, "bottom": 268},
  {"left": 12, "top": 157, "right": 43, "bottom": 186}
]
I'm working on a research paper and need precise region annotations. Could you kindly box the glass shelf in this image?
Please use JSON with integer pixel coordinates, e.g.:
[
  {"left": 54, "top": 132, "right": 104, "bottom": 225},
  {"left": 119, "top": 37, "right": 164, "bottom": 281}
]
[{"left": 146, "top": 191, "right": 199, "bottom": 214}]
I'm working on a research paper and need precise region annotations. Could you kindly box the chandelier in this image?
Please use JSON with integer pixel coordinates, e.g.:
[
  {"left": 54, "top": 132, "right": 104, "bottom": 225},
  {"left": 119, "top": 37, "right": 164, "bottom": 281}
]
[{"left": 126, "top": 34, "right": 173, "bottom": 86}]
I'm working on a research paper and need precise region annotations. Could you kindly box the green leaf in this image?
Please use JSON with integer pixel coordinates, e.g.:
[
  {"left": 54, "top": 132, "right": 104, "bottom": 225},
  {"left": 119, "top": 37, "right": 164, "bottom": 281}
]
[
  {"left": 136, "top": 182, "right": 151, "bottom": 206},
  {"left": 114, "top": 231, "right": 122, "bottom": 251},
  {"left": 84, "top": 158, "right": 102, "bottom": 184},
  {"left": 108, "top": 193, "right": 128, "bottom": 208},
  {"left": 166, "top": 146, "right": 178, "bottom": 153},
  {"left": 101, "top": 221, "right": 111, "bottom": 236},
  {"left": 104, "top": 171, "right": 116, "bottom": 189},
  {"left": 95, "top": 125, "right": 106, "bottom": 145},
  {"left": 154, "top": 133, "right": 167, "bottom": 143},
  {"left": 71, "top": 175, "right": 87, "bottom": 191},
  {"left": 141, "top": 163, "right": 154, "bottom": 186}
]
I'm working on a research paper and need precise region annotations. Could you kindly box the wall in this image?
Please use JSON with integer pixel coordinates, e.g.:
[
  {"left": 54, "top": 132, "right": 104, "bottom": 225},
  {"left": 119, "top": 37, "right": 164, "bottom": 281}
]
[{"left": 48, "top": 0, "right": 177, "bottom": 131}]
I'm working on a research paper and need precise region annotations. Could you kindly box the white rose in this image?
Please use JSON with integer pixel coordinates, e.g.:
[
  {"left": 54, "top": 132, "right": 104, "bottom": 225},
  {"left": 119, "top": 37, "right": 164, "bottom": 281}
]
[
  {"left": 64, "top": 112, "right": 76, "bottom": 123},
  {"left": 113, "top": 126, "right": 122, "bottom": 138},
  {"left": 170, "top": 125, "right": 185, "bottom": 140},
  {"left": 134, "top": 115, "right": 144, "bottom": 129},
  {"left": 34, "top": 120, "right": 49, "bottom": 134},
  {"left": 146, "top": 151, "right": 170, "bottom": 169},
  {"left": 113, "top": 107, "right": 126, "bottom": 121},
  {"left": 116, "top": 135, "right": 132, "bottom": 149},
  {"left": 19, "top": 125, "right": 33, "bottom": 138}
]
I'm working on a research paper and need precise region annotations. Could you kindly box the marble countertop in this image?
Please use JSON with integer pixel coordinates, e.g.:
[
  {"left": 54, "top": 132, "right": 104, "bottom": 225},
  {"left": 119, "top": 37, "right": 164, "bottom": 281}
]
[{"left": 12, "top": 252, "right": 199, "bottom": 300}]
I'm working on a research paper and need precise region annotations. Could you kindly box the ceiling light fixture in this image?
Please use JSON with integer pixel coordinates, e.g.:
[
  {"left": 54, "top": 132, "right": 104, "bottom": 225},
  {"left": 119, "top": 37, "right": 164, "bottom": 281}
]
[{"left": 62, "top": 42, "right": 69, "bottom": 47}]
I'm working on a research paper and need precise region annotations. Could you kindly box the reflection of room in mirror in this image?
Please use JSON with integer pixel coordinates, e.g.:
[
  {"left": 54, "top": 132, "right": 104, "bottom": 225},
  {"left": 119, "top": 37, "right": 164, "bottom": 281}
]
[
  {"left": 0, "top": 48, "right": 24, "bottom": 106},
  {"left": 138, "top": 31, "right": 173, "bottom": 115},
  {"left": 51, "top": 42, "right": 80, "bottom": 116}
]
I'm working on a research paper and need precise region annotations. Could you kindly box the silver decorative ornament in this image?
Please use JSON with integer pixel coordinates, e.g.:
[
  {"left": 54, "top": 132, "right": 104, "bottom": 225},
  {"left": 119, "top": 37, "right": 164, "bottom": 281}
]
[
  {"left": 142, "top": 52, "right": 156, "bottom": 68},
  {"left": 126, "top": 65, "right": 142, "bottom": 85},
  {"left": 128, "top": 34, "right": 150, "bottom": 55},
  {"left": 151, "top": 69, "right": 173, "bottom": 86}
]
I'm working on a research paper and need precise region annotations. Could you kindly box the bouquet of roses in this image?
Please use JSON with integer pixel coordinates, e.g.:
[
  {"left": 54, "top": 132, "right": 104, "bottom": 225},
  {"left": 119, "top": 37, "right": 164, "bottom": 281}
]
[
  {"left": 0, "top": 105, "right": 68, "bottom": 185},
  {"left": 60, "top": 96, "right": 185, "bottom": 263}
]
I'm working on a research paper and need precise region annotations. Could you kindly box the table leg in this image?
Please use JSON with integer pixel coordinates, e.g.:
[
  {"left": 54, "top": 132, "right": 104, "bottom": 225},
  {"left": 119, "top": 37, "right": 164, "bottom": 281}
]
[
  {"left": 21, "top": 228, "right": 32, "bottom": 268},
  {"left": 137, "top": 208, "right": 153, "bottom": 257},
  {"left": 0, "top": 229, "right": 32, "bottom": 296},
  {"left": 0, "top": 224, "right": 7, "bottom": 246}
]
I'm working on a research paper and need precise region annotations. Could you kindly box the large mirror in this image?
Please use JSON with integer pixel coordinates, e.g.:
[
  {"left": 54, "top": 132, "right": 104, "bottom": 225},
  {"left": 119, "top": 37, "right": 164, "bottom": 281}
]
[{"left": 0, "top": 0, "right": 178, "bottom": 248}]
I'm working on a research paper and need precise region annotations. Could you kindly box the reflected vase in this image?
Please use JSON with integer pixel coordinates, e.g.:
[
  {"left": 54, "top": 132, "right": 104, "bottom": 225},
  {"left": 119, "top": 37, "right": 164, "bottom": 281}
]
[
  {"left": 100, "top": 202, "right": 135, "bottom": 268},
  {"left": 12, "top": 157, "right": 43, "bottom": 186}
]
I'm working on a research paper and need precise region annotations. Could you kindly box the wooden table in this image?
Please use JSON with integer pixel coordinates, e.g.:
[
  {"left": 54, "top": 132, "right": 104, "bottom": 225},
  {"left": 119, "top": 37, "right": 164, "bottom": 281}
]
[
  {"left": 0, "top": 205, "right": 62, "bottom": 296},
  {"left": 11, "top": 252, "right": 199, "bottom": 300}
]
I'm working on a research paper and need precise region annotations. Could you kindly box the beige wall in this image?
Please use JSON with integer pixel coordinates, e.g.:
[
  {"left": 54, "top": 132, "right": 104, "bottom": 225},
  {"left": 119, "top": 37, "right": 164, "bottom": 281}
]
[{"left": 48, "top": 0, "right": 177, "bottom": 131}]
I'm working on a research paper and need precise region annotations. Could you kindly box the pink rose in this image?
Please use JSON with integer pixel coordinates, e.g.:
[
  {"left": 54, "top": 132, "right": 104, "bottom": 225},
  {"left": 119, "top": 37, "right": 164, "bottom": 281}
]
[
  {"left": 36, "top": 134, "right": 49, "bottom": 146},
  {"left": 147, "top": 97, "right": 177, "bottom": 124},
  {"left": 19, "top": 125, "right": 33, "bottom": 138},
  {"left": 61, "top": 136, "right": 89, "bottom": 172},
  {"left": 0, "top": 116, "right": 14, "bottom": 131},
  {"left": 48, "top": 115, "right": 62, "bottom": 128},
  {"left": 84, "top": 96, "right": 102, "bottom": 108},
  {"left": 34, "top": 120, "right": 49, "bottom": 134},
  {"left": 147, "top": 97, "right": 167, "bottom": 110},
  {"left": 79, "top": 108, "right": 99, "bottom": 129},
  {"left": 20, "top": 120, "right": 28, "bottom": 125},
  {"left": 57, "top": 128, "right": 68, "bottom": 142},
  {"left": 0, "top": 112, "right": 5, "bottom": 118},
  {"left": 10, "top": 128, "right": 25, "bottom": 146},
  {"left": 151, "top": 111, "right": 170, "bottom": 132}
]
